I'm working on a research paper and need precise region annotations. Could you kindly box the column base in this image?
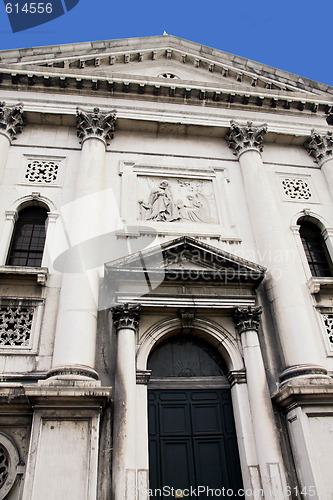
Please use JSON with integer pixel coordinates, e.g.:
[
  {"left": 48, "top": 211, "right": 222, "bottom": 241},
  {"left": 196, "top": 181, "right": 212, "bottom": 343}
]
[
  {"left": 279, "top": 364, "right": 333, "bottom": 385},
  {"left": 44, "top": 365, "right": 100, "bottom": 386}
]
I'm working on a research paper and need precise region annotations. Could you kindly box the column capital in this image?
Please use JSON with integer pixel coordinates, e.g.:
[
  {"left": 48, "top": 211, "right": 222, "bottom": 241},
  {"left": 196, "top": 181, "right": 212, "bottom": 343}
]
[
  {"left": 76, "top": 107, "right": 116, "bottom": 147},
  {"left": 112, "top": 303, "right": 141, "bottom": 331},
  {"left": 0, "top": 102, "right": 24, "bottom": 142},
  {"left": 304, "top": 130, "right": 333, "bottom": 167},
  {"left": 233, "top": 306, "right": 262, "bottom": 334},
  {"left": 226, "top": 121, "right": 267, "bottom": 158}
]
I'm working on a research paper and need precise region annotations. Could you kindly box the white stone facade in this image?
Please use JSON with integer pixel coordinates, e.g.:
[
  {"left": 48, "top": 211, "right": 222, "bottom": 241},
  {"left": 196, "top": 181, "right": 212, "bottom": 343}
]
[{"left": 0, "top": 35, "right": 332, "bottom": 500}]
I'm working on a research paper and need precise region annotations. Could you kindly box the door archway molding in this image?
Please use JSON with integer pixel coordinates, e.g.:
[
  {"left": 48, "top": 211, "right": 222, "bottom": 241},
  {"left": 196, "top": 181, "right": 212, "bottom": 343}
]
[{"left": 137, "top": 315, "right": 244, "bottom": 374}]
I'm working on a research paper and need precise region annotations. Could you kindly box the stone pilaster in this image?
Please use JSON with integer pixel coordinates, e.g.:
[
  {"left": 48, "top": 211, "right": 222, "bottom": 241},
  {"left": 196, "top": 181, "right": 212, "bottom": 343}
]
[
  {"left": 49, "top": 108, "right": 116, "bottom": 382},
  {"left": 233, "top": 306, "right": 288, "bottom": 500},
  {"left": 305, "top": 130, "right": 333, "bottom": 200},
  {"left": 112, "top": 304, "right": 141, "bottom": 500},
  {"left": 227, "top": 121, "right": 331, "bottom": 384},
  {"left": 0, "top": 102, "right": 24, "bottom": 180}
]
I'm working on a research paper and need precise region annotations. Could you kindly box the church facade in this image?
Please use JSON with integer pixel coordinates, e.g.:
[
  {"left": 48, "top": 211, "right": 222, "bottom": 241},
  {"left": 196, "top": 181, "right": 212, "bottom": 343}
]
[{"left": 0, "top": 35, "right": 333, "bottom": 500}]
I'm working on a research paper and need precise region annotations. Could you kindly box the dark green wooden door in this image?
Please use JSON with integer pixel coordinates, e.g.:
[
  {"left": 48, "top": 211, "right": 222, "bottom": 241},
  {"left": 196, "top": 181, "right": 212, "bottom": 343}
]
[{"left": 148, "top": 389, "right": 243, "bottom": 498}]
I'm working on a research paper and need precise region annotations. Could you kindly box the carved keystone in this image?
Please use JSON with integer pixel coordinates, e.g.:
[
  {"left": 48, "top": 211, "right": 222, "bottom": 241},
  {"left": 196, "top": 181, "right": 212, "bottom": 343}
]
[
  {"left": 112, "top": 303, "right": 141, "bottom": 331},
  {"left": 305, "top": 130, "right": 333, "bottom": 166},
  {"left": 232, "top": 306, "right": 262, "bottom": 334},
  {"left": 0, "top": 102, "right": 24, "bottom": 142},
  {"left": 76, "top": 107, "right": 116, "bottom": 146},
  {"left": 226, "top": 121, "right": 267, "bottom": 157}
]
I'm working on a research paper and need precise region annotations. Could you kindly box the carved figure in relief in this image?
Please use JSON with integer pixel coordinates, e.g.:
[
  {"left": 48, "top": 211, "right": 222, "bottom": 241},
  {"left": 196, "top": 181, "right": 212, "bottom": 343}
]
[
  {"left": 139, "top": 180, "right": 180, "bottom": 221},
  {"left": 139, "top": 178, "right": 215, "bottom": 223}
]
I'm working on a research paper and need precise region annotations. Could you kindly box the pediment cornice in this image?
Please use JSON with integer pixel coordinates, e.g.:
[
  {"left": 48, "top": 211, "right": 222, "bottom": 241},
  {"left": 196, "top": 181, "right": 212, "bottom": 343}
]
[
  {"left": 105, "top": 236, "right": 266, "bottom": 287},
  {"left": 0, "top": 36, "right": 332, "bottom": 122}
]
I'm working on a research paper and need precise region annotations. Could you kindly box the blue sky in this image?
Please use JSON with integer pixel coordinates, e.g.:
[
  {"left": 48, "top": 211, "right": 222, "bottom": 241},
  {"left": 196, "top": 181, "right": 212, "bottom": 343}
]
[{"left": 0, "top": 0, "right": 332, "bottom": 87}]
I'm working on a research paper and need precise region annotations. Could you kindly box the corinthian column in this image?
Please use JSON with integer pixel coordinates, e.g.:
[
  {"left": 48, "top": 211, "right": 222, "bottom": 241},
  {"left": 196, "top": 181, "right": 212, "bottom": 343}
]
[
  {"left": 112, "top": 304, "right": 141, "bottom": 500},
  {"left": 305, "top": 130, "right": 333, "bottom": 200},
  {"left": 49, "top": 108, "right": 116, "bottom": 381},
  {"left": 0, "top": 102, "right": 24, "bottom": 179},
  {"left": 233, "top": 307, "right": 288, "bottom": 500},
  {"left": 226, "top": 121, "right": 330, "bottom": 383}
]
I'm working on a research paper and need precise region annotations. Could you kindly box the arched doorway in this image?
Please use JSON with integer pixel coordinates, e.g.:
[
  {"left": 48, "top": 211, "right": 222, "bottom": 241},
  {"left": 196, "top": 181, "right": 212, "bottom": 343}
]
[{"left": 147, "top": 335, "right": 243, "bottom": 498}]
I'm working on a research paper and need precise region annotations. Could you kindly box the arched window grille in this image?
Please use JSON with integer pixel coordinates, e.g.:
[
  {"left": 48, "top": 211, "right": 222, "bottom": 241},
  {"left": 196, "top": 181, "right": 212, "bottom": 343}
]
[
  {"left": 147, "top": 335, "right": 227, "bottom": 377},
  {"left": 299, "top": 220, "right": 333, "bottom": 277},
  {"left": 6, "top": 206, "right": 48, "bottom": 267}
]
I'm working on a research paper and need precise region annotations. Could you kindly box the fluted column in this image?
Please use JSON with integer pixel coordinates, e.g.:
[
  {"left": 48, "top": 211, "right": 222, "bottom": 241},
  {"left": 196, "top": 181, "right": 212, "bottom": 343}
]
[
  {"left": 226, "top": 121, "right": 330, "bottom": 383},
  {"left": 0, "top": 102, "right": 24, "bottom": 179},
  {"left": 49, "top": 108, "right": 116, "bottom": 381},
  {"left": 233, "top": 307, "right": 288, "bottom": 500},
  {"left": 112, "top": 304, "right": 141, "bottom": 500},
  {"left": 305, "top": 130, "right": 333, "bottom": 200}
]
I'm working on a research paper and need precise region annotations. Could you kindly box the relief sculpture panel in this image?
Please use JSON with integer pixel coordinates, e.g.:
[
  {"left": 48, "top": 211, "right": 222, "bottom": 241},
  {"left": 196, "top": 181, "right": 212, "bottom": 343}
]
[{"left": 138, "top": 177, "right": 218, "bottom": 223}]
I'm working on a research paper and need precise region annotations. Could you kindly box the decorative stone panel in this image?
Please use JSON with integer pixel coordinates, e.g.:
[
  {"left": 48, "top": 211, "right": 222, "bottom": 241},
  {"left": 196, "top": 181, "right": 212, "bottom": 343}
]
[
  {"left": 138, "top": 176, "right": 218, "bottom": 223},
  {"left": 24, "top": 159, "right": 60, "bottom": 184},
  {"left": 0, "top": 305, "right": 34, "bottom": 346},
  {"left": 281, "top": 178, "right": 312, "bottom": 200},
  {"left": 0, "top": 298, "right": 43, "bottom": 351},
  {"left": 119, "top": 162, "right": 239, "bottom": 242}
]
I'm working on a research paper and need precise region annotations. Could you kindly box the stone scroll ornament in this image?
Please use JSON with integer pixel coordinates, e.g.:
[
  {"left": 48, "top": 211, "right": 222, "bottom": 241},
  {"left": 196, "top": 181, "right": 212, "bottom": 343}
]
[
  {"left": 76, "top": 107, "right": 116, "bottom": 146},
  {"left": 305, "top": 130, "right": 333, "bottom": 166},
  {"left": 226, "top": 121, "right": 267, "bottom": 157},
  {"left": 0, "top": 102, "right": 24, "bottom": 141},
  {"left": 139, "top": 178, "right": 216, "bottom": 223}
]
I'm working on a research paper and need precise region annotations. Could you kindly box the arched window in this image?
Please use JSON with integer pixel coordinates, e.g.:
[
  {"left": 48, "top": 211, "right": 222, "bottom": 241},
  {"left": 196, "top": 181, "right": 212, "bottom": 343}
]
[
  {"left": 6, "top": 206, "right": 48, "bottom": 267},
  {"left": 299, "top": 220, "right": 333, "bottom": 277}
]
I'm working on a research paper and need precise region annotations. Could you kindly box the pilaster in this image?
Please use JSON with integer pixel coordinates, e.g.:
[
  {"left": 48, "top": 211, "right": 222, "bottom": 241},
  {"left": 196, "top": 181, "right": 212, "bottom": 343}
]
[
  {"left": 233, "top": 306, "right": 288, "bottom": 500},
  {"left": 48, "top": 108, "right": 116, "bottom": 382},
  {"left": 112, "top": 303, "right": 141, "bottom": 500},
  {"left": 227, "top": 121, "right": 331, "bottom": 384}
]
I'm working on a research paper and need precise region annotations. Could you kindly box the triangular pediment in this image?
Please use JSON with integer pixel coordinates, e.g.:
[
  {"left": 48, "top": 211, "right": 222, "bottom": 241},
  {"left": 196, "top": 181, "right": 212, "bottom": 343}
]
[
  {"left": 0, "top": 35, "right": 331, "bottom": 97},
  {"left": 105, "top": 236, "right": 266, "bottom": 285}
]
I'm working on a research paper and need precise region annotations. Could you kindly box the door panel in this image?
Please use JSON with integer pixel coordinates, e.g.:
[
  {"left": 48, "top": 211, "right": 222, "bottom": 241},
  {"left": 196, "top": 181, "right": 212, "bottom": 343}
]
[{"left": 148, "top": 389, "right": 243, "bottom": 498}]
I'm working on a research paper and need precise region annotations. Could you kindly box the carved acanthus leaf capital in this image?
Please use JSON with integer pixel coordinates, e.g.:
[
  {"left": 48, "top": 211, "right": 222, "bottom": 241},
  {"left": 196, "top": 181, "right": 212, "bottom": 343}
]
[
  {"left": 0, "top": 102, "right": 24, "bottom": 142},
  {"left": 112, "top": 303, "right": 141, "bottom": 331},
  {"left": 305, "top": 130, "right": 333, "bottom": 166},
  {"left": 226, "top": 121, "right": 267, "bottom": 157},
  {"left": 232, "top": 306, "right": 262, "bottom": 334},
  {"left": 76, "top": 107, "right": 116, "bottom": 146}
]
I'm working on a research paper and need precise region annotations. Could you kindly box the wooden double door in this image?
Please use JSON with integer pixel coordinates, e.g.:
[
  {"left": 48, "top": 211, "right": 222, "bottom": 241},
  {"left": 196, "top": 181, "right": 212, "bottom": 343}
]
[{"left": 148, "top": 388, "right": 243, "bottom": 498}]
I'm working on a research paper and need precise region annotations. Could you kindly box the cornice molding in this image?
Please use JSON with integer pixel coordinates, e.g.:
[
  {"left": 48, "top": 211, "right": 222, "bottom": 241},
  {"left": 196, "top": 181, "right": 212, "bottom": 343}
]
[{"left": 0, "top": 68, "right": 331, "bottom": 120}]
